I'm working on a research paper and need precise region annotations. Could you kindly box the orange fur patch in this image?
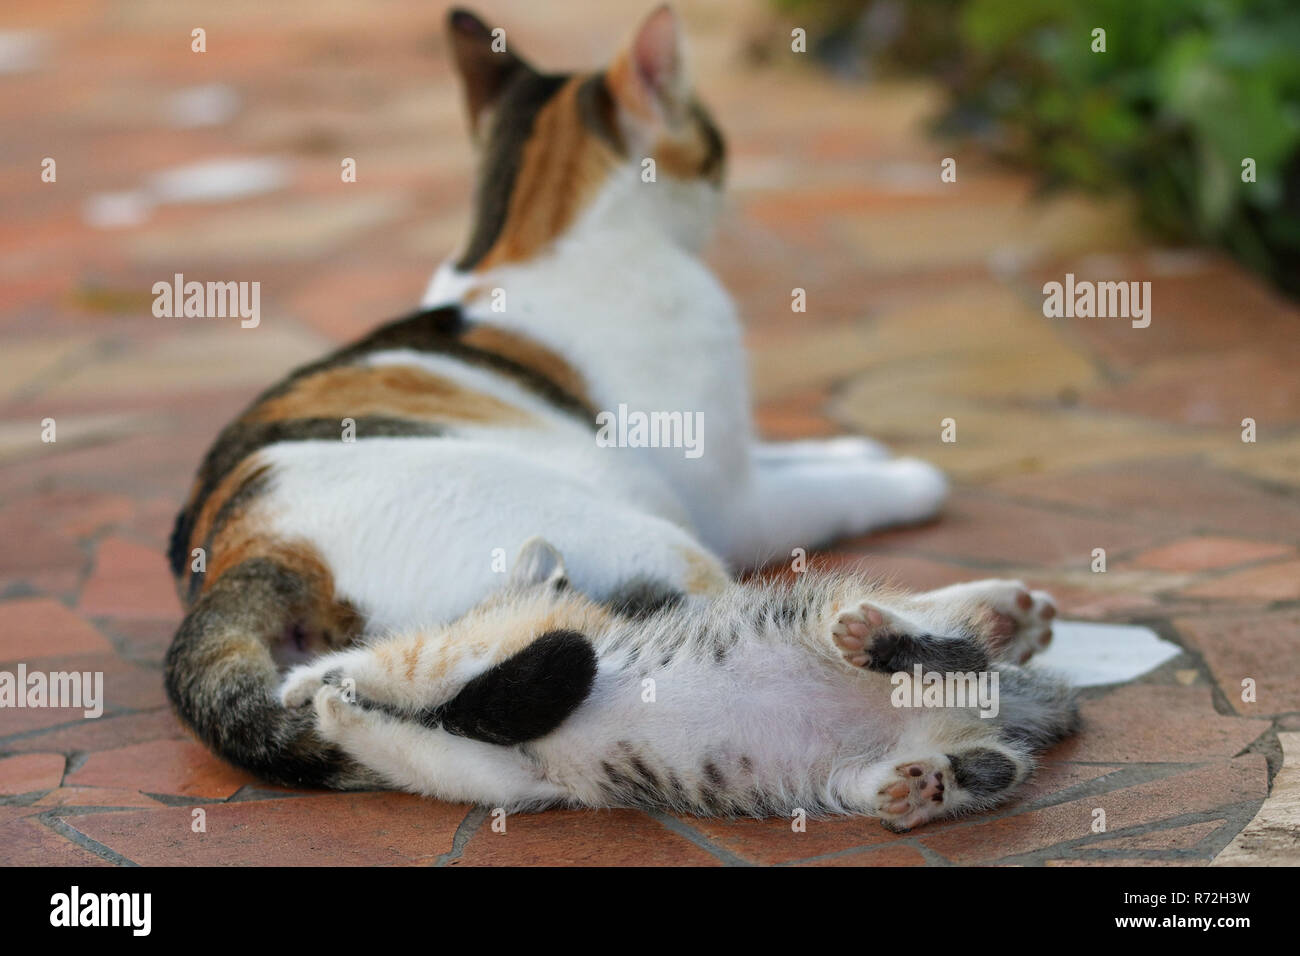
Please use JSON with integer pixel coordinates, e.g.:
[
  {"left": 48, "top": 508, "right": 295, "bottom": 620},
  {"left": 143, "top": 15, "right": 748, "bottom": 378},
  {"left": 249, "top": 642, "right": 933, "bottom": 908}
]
[
  {"left": 202, "top": 525, "right": 362, "bottom": 648},
  {"left": 678, "top": 546, "right": 729, "bottom": 596},
  {"left": 477, "top": 75, "right": 619, "bottom": 269},
  {"left": 457, "top": 324, "right": 591, "bottom": 410},
  {"left": 183, "top": 457, "right": 271, "bottom": 594},
  {"left": 653, "top": 125, "right": 717, "bottom": 181},
  {"left": 242, "top": 364, "right": 535, "bottom": 428}
]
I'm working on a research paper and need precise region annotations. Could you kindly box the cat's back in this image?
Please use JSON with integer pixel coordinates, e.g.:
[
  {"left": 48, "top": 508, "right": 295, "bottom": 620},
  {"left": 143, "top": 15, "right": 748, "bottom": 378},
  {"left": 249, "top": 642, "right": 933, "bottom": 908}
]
[{"left": 167, "top": 304, "right": 699, "bottom": 628}]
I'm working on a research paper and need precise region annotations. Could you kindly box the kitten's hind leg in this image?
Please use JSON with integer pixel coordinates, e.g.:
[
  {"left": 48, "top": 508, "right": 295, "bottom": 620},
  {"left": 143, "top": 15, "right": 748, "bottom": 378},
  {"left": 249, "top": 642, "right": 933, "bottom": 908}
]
[
  {"left": 280, "top": 537, "right": 599, "bottom": 742},
  {"left": 282, "top": 626, "right": 598, "bottom": 748},
  {"left": 846, "top": 743, "right": 1032, "bottom": 830},
  {"left": 910, "top": 580, "right": 1056, "bottom": 665}
]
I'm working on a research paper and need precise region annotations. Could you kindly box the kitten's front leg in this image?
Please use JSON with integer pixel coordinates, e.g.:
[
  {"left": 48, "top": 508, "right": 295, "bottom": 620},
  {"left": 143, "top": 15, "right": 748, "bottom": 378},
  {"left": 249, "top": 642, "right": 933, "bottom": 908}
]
[
  {"left": 279, "top": 632, "right": 467, "bottom": 715},
  {"left": 820, "top": 580, "right": 1056, "bottom": 674},
  {"left": 825, "top": 597, "right": 989, "bottom": 675},
  {"left": 310, "top": 683, "right": 569, "bottom": 806}
]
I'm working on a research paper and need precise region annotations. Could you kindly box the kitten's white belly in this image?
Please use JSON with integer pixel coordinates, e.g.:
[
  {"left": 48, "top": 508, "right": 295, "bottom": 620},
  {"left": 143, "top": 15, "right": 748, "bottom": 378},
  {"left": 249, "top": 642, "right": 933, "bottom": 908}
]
[
  {"left": 257, "top": 436, "right": 707, "bottom": 632},
  {"left": 536, "top": 642, "right": 907, "bottom": 806}
]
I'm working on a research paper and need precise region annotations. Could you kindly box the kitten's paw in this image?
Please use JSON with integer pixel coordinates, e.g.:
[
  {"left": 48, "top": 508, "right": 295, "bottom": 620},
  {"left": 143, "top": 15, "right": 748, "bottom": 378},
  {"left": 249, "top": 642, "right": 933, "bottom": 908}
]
[
  {"left": 313, "top": 683, "right": 365, "bottom": 737},
  {"left": 971, "top": 581, "right": 1056, "bottom": 664},
  {"left": 873, "top": 756, "right": 952, "bottom": 831},
  {"left": 280, "top": 662, "right": 331, "bottom": 708},
  {"left": 829, "top": 601, "right": 900, "bottom": 669},
  {"left": 829, "top": 601, "right": 950, "bottom": 673}
]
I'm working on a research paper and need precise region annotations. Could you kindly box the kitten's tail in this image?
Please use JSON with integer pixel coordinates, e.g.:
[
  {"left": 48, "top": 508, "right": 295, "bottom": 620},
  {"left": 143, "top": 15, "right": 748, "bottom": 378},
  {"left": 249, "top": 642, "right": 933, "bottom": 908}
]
[{"left": 164, "top": 556, "right": 376, "bottom": 790}]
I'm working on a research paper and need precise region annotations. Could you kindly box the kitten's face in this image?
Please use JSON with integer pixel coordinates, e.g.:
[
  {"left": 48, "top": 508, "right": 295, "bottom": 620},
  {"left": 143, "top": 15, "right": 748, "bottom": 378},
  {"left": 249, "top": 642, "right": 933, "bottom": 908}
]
[{"left": 447, "top": 5, "right": 725, "bottom": 271}]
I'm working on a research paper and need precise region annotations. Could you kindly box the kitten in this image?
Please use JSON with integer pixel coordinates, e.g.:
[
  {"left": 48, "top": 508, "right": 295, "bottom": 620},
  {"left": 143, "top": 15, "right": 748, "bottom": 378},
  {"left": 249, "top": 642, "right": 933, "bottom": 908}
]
[
  {"left": 164, "top": 7, "right": 950, "bottom": 795},
  {"left": 280, "top": 538, "right": 1077, "bottom": 828}
]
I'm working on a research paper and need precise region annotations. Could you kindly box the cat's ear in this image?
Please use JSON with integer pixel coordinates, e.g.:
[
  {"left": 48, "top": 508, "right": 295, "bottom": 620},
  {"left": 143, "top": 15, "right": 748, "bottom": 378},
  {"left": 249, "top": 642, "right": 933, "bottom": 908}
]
[
  {"left": 510, "top": 537, "right": 568, "bottom": 590},
  {"left": 446, "top": 8, "right": 530, "bottom": 139},
  {"left": 606, "top": 4, "right": 691, "bottom": 130}
]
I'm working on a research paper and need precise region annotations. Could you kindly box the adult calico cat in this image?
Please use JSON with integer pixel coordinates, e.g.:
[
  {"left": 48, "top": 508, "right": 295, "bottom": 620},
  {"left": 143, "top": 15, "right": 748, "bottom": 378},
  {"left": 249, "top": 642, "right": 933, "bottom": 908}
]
[{"left": 166, "top": 7, "right": 1069, "bottom": 827}]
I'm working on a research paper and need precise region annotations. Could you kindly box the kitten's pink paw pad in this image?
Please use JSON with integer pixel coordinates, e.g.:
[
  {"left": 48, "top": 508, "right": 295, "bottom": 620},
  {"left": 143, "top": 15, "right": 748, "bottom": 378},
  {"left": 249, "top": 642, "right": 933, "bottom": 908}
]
[
  {"left": 976, "top": 582, "right": 1056, "bottom": 665},
  {"left": 830, "top": 602, "right": 890, "bottom": 667},
  {"left": 874, "top": 757, "right": 950, "bottom": 830}
]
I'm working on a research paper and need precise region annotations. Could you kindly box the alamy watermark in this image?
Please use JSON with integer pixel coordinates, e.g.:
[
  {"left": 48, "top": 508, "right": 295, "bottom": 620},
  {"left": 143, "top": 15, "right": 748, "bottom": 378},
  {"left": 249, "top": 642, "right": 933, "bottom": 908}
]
[
  {"left": 152, "top": 272, "right": 260, "bottom": 328},
  {"left": 890, "top": 665, "right": 999, "bottom": 718},
  {"left": 0, "top": 664, "right": 103, "bottom": 718},
  {"left": 1042, "top": 273, "right": 1151, "bottom": 328},
  {"left": 50, "top": 886, "right": 150, "bottom": 936},
  {"left": 595, "top": 403, "right": 704, "bottom": 459}
]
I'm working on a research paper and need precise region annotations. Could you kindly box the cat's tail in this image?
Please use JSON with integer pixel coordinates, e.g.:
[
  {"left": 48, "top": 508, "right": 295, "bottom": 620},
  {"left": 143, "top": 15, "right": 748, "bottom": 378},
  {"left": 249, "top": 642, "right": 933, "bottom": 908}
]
[{"left": 164, "top": 555, "right": 378, "bottom": 790}]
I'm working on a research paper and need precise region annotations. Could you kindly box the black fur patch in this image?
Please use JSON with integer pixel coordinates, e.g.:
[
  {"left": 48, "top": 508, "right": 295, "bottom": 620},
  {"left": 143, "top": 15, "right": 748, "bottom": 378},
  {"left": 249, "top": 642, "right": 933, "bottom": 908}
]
[
  {"left": 606, "top": 577, "right": 685, "bottom": 619},
  {"left": 457, "top": 70, "right": 569, "bottom": 271},
  {"left": 947, "top": 749, "right": 1018, "bottom": 796},
  {"left": 431, "top": 629, "right": 597, "bottom": 745},
  {"left": 866, "top": 632, "right": 990, "bottom": 675},
  {"left": 690, "top": 101, "right": 726, "bottom": 180},
  {"left": 576, "top": 73, "right": 623, "bottom": 152}
]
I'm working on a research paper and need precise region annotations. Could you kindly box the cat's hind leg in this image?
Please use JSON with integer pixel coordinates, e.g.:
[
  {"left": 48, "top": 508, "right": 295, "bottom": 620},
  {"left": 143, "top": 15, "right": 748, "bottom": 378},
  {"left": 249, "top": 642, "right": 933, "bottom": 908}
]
[
  {"left": 754, "top": 436, "right": 891, "bottom": 465},
  {"left": 281, "top": 538, "right": 602, "bottom": 747},
  {"left": 720, "top": 455, "right": 948, "bottom": 570}
]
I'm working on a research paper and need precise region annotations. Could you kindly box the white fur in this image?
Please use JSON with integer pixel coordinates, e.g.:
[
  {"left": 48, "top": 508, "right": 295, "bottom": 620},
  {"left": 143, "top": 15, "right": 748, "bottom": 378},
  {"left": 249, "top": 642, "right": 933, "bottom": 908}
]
[
  {"left": 420, "top": 169, "right": 945, "bottom": 566},
  {"left": 284, "top": 569, "right": 1069, "bottom": 823},
  {"left": 265, "top": 152, "right": 952, "bottom": 815},
  {"left": 260, "top": 162, "right": 947, "bottom": 628}
]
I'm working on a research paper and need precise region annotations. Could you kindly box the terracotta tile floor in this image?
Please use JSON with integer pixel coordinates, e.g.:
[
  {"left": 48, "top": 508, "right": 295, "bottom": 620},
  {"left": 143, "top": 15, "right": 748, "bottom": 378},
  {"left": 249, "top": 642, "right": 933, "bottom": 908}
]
[{"left": 2, "top": 0, "right": 1298, "bottom": 866}]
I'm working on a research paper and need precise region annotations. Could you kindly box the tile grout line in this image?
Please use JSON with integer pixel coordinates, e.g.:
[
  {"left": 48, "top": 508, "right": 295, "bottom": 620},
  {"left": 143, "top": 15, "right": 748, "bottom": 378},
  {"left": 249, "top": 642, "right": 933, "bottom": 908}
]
[
  {"left": 986, "top": 800, "right": 1265, "bottom": 867},
  {"left": 432, "top": 804, "right": 490, "bottom": 866},
  {"left": 644, "top": 810, "right": 755, "bottom": 866},
  {"left": 38, "top": 810, "right": 139, "bottom": 866}
]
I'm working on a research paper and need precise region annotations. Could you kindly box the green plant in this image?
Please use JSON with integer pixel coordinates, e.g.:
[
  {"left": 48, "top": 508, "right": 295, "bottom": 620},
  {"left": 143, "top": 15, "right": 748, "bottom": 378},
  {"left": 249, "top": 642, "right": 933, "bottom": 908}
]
[{"left": 776, "top": 0, "right": 1300, "bottom": 294}]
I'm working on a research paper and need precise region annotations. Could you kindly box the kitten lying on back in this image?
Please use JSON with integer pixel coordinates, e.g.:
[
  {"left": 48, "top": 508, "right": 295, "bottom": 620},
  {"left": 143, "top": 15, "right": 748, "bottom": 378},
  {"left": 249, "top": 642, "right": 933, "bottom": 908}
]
[
  {"left": 281, "top": 538, "right": 1076, "bottom": 828},
  {"left": 163, "top": 6, "right": 992, "bottom": 815}
]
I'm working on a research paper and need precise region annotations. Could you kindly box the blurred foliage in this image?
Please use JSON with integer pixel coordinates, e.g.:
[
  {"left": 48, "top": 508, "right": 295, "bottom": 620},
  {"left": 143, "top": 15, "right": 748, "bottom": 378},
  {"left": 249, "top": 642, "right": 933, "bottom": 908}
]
[{"left": 774, "top": 0, "right": 1300, "bottom": 295}]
